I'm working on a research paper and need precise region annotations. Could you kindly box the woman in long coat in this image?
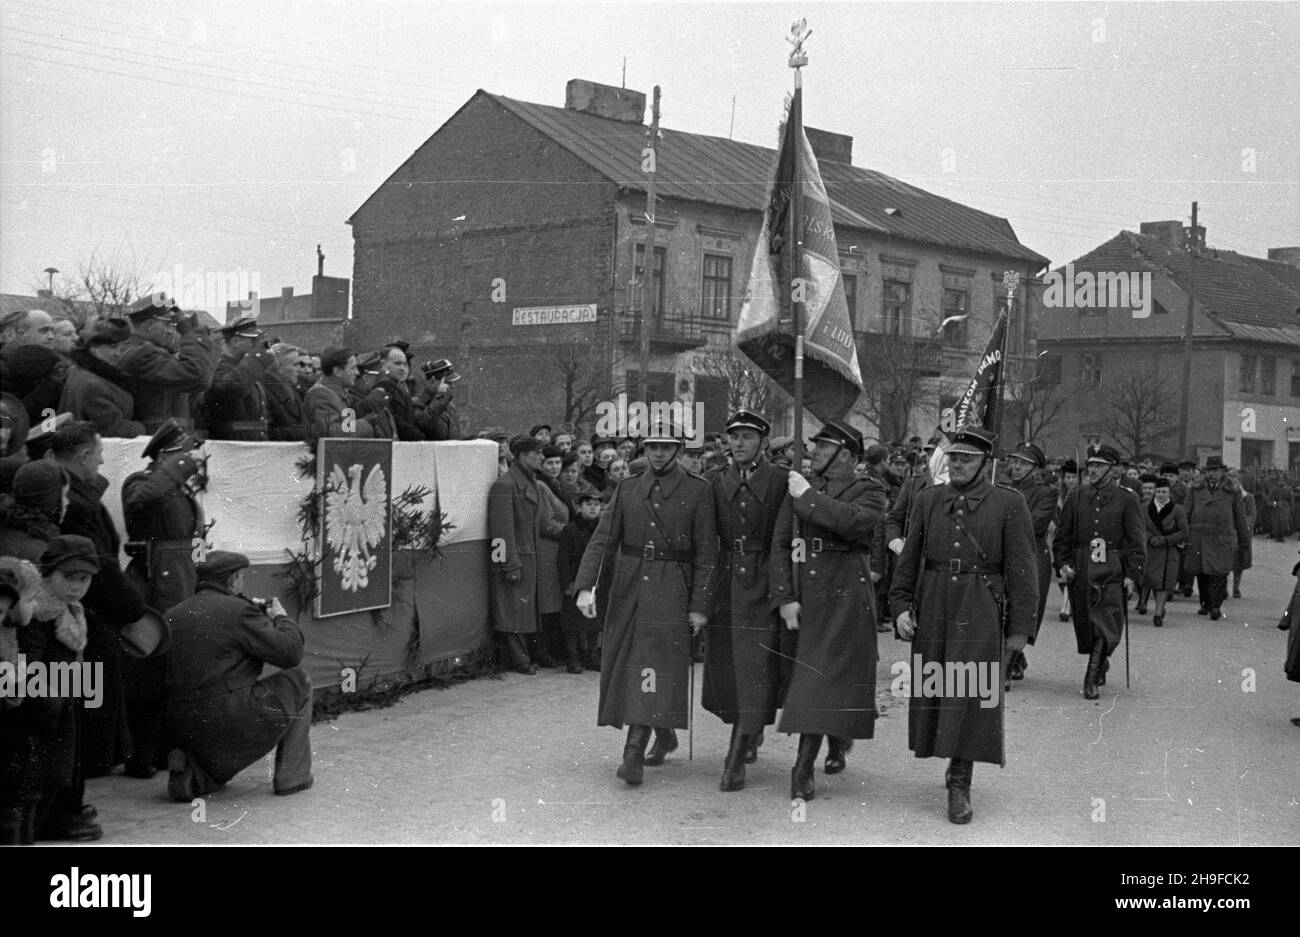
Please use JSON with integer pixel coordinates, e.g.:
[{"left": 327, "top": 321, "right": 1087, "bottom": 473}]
[{"left": 1142, "top": 477, "right": 1187, "bottom": 627}]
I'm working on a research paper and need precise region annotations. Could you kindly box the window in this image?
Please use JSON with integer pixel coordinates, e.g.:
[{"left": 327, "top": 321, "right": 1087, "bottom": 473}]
[
  {"left": 1260, "top": 356, "right": 1277, "bottom": 395},
  {"left": 1082, "top": 353, "right": 1102, "bottom": 388},
  {"left": 633, "top": 244, "right": 667, "bottom": 317},
  {"left": 700, "top": 253, "right": 732, "bottom": 321},
  {"left": 1240, "top": 355, "right": 1257, "bottom": 394},
  {"left": 1291, "top": 360, "right": 1300, "bottom": 397},
  {"left": 882, "top": 280, "right": 911, "bottom": 335},
  {"left": 841, "top": 273, "right": 858, "bottom": 331},
  {"left": 941, "top": 288, "right": 968, "bottom": 346},
  {"left": 1039, "top": 353, "right": 1063, "bottom": 387}
]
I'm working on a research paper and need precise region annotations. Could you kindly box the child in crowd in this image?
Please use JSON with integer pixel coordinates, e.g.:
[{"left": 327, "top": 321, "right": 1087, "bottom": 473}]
[{"left": 557, "top": 485, "right": 605, "bottom": 673}]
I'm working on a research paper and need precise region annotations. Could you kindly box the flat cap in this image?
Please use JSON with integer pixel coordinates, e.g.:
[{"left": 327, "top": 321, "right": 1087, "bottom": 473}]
[
  {"left": 509, "top": 434, "right": 544, "bottom": 457},
  {"left": 12, "top": 460, "right": 65, "bottom": 504},
  {"left": 196, "top": 550, "right": 250, "bottom": 580},
  {"left": 39, "top": 534, "right": 101, "bottom": 576}
]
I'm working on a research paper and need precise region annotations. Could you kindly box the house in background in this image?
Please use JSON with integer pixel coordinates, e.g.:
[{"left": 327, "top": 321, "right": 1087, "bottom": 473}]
[
  {"left": 346, "top": 78, "right": 1047, "bottom": 437},
  {"left": 1036, "top": 221, "right": 1300, "bottom": 469},
  {"left": 224, "top": 250, "right": 350, "bottom": 351}
]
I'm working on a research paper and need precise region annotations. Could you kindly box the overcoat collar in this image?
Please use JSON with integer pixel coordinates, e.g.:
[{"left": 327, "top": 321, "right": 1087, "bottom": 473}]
[
  {"left": 508, "top": 461, "right": 540, "bottom": 505},
  {"left": 820, "top": 472, "right": 859, "bottom": 499},
  {"left": 941, "top": 476, "right": 992, "bottom": 513},
  {"left": 636, "top": 461, "right": 685, "bottom": 499},
  {"left": 720, "top": 455, "right": 772, "bottom": 502}
]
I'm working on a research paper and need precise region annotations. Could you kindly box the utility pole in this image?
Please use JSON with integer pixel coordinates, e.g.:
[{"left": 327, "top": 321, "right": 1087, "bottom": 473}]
[
  {"left": 637, "top": 85, "right": 661, "bottom": 404},
  {"left": 1177, "top": 201, "right": 1199, "bottom": 459}
]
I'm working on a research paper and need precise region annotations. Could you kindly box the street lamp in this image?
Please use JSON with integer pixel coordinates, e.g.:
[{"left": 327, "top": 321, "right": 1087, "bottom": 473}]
[{"left": 43, "top": 267, "right": 58, "bottom": 293}]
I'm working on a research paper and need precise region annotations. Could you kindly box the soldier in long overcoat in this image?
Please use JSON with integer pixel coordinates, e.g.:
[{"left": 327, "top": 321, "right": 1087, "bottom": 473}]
[
  {"left": 487, "top": 435, "right": 546, "bottom": 673},
  {"left": 116, "top": 299, "right": 217, "bottom": 434},
  {"left": 575, "top": 424, "right": 717, "bottom": 786},
  {"left": 120, "top": 420, "right": 206, "bottom": 778},
  {"left": 1052, "top": 445, "right": 1146, "bottom": 699},
  {"left": 163, "top": 551, "right": 312, "bottom": 801},
  {"left": 772, "top": 420, "right": 887, "bottom": 803},
  {"left": 890, "top": 427, "right": 1039, "bottom": 824},
  {"left": 1004, "top": 441, "right": 1057, "bottom": 682},
  {"left": 1183, "top": 455, "right": 1251, "bottom": 620},
  {"left": 702, "top": 410, "right": 791, "bottom": 792},
  {"left": 200, "top": 318, "right": 273, "bottom": 441},
  {"left": 1141, "top": 476, "right": 1187, "bottom": 627}
]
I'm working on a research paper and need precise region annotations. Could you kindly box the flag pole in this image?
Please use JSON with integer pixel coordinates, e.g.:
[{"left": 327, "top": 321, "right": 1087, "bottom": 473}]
[
  {"left": 992, "top": 271, "right": 1019, "bottom": 478},
  {"left": 790, "top": 24, "right": 807, "bottom": 469}
]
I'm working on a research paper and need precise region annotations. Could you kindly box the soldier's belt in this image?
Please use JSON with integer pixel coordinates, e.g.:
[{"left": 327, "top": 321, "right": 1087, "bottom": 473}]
[
  {"left": 719, "top": 538, "right": 768, "bottom": 554},
  {"left": 924, "top": 558, "right": 1003, "bottom": 574},
  {"left": 211, "top": 420, "right": 267, "bottom": 434},
  {"left": 808, "top": 537, "right": 864, "bottom": 553},
  {"left": 621, "top": 543, "right": 693, "bottom": 562}
]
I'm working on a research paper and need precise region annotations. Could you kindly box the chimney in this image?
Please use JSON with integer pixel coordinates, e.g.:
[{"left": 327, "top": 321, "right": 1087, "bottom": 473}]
[
  {"left": 565, "top": 79, "right": 645, "bottom": 124},
  {"left": 281, "top": 287, "right": 294, "bottom": 300},
  {"left": 36, "top": 288, "right": 52, "bottom": 298},
  {"left": 805, "top": 126, "right": 853, "bottom": 165},
  {"left": 1267, "top": 247, "right": 1300, "bottom": 269},
  {"left": 1140, "top": 220, "right": 1185, "bottom": 249}
]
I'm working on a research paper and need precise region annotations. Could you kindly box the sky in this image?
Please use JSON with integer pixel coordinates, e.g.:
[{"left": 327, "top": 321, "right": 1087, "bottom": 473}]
[{"left": 2, "top": 0, "right": 1297, "bottom": 312}]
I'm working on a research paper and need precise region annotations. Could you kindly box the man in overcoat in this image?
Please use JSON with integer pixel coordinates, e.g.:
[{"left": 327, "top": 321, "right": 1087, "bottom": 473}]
[
  {"left": 1052, "top": 444, "right": 1146, "bottom": 699},
  {"left": 488, "top": 435, "right": 547, "bottom": 674},
  {"left": 1183, "top": 455, "right": 1251, "bottom": 620},
  {"left": 164, "top": 551, "right": 313, "bottom": 801},
  {"left": 116, "top": 297, "right": 217, "bottom": 433},
  {"left": 772, "top": 420, "right": 887, "bottom": 802},
  {"left": 890, "top": 426, "right": 1039, "bottom": 824},
  {"left": 201, "top": 318, "right": 274, "bottom": 441},
  {"left": 1004, "top": 441, "right": 1057, "bottom": 682},
  {"left": 702, "top": 410, "right": 791, "bottom": 792},
  {"left": 575, "top": 422, "right": 717, "bottom": 786},
  {"left": 120, "top": 419, "right": 206, "bottom": 777}
]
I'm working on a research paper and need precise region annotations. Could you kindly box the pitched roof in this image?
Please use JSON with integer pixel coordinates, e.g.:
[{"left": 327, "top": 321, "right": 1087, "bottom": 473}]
[
  {"left": 1067, "top": 231, "right": 1300, "bottom": 339},
  {"left": 352, "top": 89, "right": 1048, "bottom": 266},
  {"left": 0, "top": 293, "right": 99, "bottom": 321}
]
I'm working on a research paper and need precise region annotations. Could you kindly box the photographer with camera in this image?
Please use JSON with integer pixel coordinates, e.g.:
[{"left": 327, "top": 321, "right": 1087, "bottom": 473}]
[
  {"left": 414, "top": 358, "right": 462, "bottom": 441},
  {"left": 117, "top": 294, "right": 218, "bottom": 434},
  {"left": 164, "top": 550, "right": 313, "bottom": 801},
  {"left": 199, "top": 317, "right": 275, "bottom": 441}
]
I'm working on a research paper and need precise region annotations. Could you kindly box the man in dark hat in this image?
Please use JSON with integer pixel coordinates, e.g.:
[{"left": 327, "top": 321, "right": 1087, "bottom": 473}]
[
  {"left": 1004, "top": 441, "right": 1057, "bottom": 682},
  {"left": 119, "top": 419, "right": 207, "bottom": 777},
  {"left": 488, "top": 435, "right": 548, "bottom": 673},
  {"left": 415, "top": 359, "right": 462, "bottom": 441},
  {"left": 372, "top": 346, "right": 423, "bottom": 441},
  {"left": 891, "top": 426, "right": 1039, "bottom": 824},
  {"left": 701, "top": 410, "right": 791, "bottom": 791},
  {"left": 772, "top": 419, "right": 888, "bottom": 800},
  {"left": 1053, "top": 458, "right": 1080, "bottom": 621},
  {"left": 58, "top": 317, "right": 146, "bottom": 439},
  {"left": 200, "top": 317, "right": 275, "bottom": 441},
  {"left": 1053, "top": 444, "right": 1146, "bottom": 699},
  {"left": 575, "top": 418, "right": 718, "bottom": 786},
  {"left": 885, "top": 436, "right": 937, "bottom": 560},
  {"left": 1183, "top": 454, "right": 1251, "bottom": 620},
  {"left": 164, "top": 551, "right": 313, "bottom": 801},
  {"left": 116, "top": 294, "right": 217, "bottom": 433}
]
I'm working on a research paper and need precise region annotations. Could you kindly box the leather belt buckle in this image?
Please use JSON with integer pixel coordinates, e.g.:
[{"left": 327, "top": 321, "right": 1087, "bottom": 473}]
[
  {"left": 949, "top": 558, "right": 962, "bottom": 574},
  {"left": 643, "top": 543, "right": 656, "bottom": 560},
  {"left": 811, "top": 537, "right": 824, "bottom": 553}
]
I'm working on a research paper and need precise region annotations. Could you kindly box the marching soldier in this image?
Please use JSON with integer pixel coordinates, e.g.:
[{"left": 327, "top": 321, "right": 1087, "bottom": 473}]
[
  {"left": 575, "top": 420, "right": 717, "bottom": 786},
  {"left": 890, "top": 427, "right": 1039, "bottom": 824},
  {"left": 702, "top": 410, "right": 791, "bottom": 792},
  {"left": 201, "top": 318, "right": 274, "bottom": 441},
  {"left": 771, "top": 420, "right": 887, "bottom": 802},
  {"left": 1004, "top": 441, "right": 1057, "bottom": 682},
  {"left": 121, "top": 419, "right": 207, "bottom": 777},
  {"left": 1052, "top": 444, "right": 1146, "bottom": 700},
  {"left": 117, "top": 295, "right": 218, "bottom": 433}
]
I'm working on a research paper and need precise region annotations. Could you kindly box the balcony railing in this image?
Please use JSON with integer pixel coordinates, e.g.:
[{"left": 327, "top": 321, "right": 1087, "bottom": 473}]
[{"left": 615, "top": 307, "right": 708, "bottom": 351}]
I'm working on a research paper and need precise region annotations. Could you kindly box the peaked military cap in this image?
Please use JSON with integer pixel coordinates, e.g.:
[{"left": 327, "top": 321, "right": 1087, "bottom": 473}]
[
  {"left": 725, "top": 410, "right": 771, "bottom": 436},
  {"left": 126, "top": 293, "right": 180, "bottom": 322},
  {"left": 947, "top": 426, "right": 997, "bottom": 456},
  {"left": 217, "top": 316, "right": 264, "bottom": 339},
  {"left": 1009, "top": 441, "right": 1046, "bottom": 469},
  {"left": 1086, "top": 444, "right": 1121, "bottom": 465},
  {"left": 143, "top": 418, "right": 196, "bottom": 460},
  {"left": 809, "top": 419, "right": 865, "bottom": 459}
]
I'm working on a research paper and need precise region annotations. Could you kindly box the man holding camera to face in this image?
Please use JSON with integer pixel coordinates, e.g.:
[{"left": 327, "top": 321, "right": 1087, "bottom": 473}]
[
  {"left": 414, "top": 358, "right": 463, "bottom": 441},
  {"left": 200, "top": 317, "right": 275, "bottom": 441}
]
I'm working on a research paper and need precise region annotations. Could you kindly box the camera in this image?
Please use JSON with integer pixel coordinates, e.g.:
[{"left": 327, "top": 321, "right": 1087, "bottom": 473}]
[{"left": 252, "top": 597, "right": 272, "bottom": 613}]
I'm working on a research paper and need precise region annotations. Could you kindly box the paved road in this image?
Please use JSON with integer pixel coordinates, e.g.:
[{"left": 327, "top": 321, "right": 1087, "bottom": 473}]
[{"left": 84, "top": 536, "right": 1299, "bottom": 845}]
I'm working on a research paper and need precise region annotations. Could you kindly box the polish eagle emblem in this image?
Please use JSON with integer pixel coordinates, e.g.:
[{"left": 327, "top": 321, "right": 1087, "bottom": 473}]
[{"left": 324, "top": 462, "right": 389, "bottom": 592}]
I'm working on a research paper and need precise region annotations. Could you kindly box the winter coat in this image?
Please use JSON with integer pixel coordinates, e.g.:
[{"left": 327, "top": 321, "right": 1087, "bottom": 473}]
[
  {"left": 0, "top": 343, "right": 66, "bottom": 425},
  {"left": 1142, "top": 499, "right": 1188, "bottom": 593},
  {"left": 200, "top": 352, "right": 270, "bottom": 440},
  {"left": 1184, "top": 477, "right": 1251, "bottom": 576},
  {"left": 262, "top": 369, "right": 308, "bottom": 442},
  {"left": 304, "top": 377, "right": 376, "bottom": 439},
  {"left": 487, "top": 461, "right": 543, "bottom": 634},
  {"left": 59, "top": 348, "right": 146, "bottom": 438},
  {"left": 536, "top": 478, "right": 569, "bottom": 616},
  {"left": 890, "top": 477, "right": 1039, "bottom": 765},
  {"left": 1011, "top": 472, "right": 1058, "bottom": 640},
  {"left": 574, "top": 464, "right": 718, "bottom": 730},
  {"left": 558, "top": 514, "right": 603, "bottom": 633},
  {"left": 116, "top": 332, "right": 217, "bottom": 433}
]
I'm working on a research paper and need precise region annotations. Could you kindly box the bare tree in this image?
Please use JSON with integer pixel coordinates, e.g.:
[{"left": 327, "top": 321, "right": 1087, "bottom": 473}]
[
  {"left": 1102, "top": 371, "right": 1181, "bottom": 459},
  {"left": 854, "top": 333, "right": 937, "bottom": 443},
  {"left": 1004, "top": 356, "right": 1071, "bottom": 447},
  {"left": 553, "top": 342, "right": 619, "bottom": 428},
  {"left": 39, "top": 245, "right": 158, "bottom": 329}
]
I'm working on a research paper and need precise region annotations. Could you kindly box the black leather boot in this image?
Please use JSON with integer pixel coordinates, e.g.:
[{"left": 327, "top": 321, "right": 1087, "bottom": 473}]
[
  {"left": 1083, "top": 641, "right": 1104, "bottom": 700},
  {"left": 616, "top": 725, "right": 651, "bottom": 785},
  {"left": 824, "top": 736, "right": 853, "bottom": 774},
  {"left": 563, "top": 633, "right": 584, "bottom": 674},
  {"left": 744, "top": 730, "right": 763, "bottom": 764},
  {"left": 719, "top": 725, "right": 751, "bottom": 792},
  {"left": 945, "top": 758, "right": 974, "bottom": 824},
  {"left": 644, "top": 728, "right": 678, "bottom": 766},
  {"left": 790, "top": 734, "right": 822, "bottom": 801}
]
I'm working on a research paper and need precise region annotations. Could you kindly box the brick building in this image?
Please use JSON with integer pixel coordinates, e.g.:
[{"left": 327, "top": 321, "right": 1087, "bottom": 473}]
[
  {"left": 224, "top": 251, "right": 349, "bottom": 352},
  {"left": 348, "top": 79, "right": 1047, "bottom": 438},
  {"left": 1036, "top": 222, "right": 1300, "bottom": 469}
]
